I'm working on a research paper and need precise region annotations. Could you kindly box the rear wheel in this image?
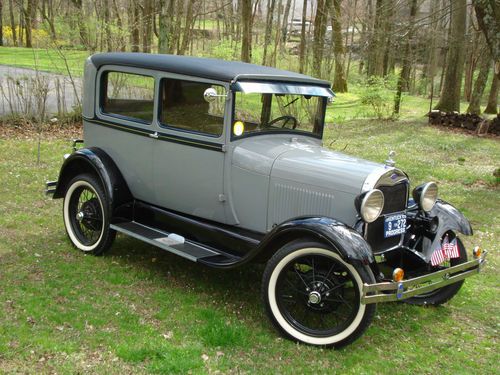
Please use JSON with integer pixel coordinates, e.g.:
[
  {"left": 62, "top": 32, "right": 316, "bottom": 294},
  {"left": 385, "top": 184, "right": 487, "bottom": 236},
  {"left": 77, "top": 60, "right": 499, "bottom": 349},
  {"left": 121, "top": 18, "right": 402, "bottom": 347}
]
[
  {"left": 262, "top": 240, "right": 376, "bottom": 348},
  {"left": 63, "top": 174, "right": 115, "bottom": 255},
  {"left": 405, "top": 236, "right": 467, "bottom": 306}
]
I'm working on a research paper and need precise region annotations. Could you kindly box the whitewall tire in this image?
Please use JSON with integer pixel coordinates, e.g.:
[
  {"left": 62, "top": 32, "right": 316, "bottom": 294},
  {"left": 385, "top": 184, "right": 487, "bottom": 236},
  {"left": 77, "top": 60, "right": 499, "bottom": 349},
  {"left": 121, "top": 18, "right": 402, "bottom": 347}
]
[
  {"left": 262, "top": 240, "right": 376, "bottom": 347},
  {"left": 62, "top": 174, "right": 115, "bottom": 255}
]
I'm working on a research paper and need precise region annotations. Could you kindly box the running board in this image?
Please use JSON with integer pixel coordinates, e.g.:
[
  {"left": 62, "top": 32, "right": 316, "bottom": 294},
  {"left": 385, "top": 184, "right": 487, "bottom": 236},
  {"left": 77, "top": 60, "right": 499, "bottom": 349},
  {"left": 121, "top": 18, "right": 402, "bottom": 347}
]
[{"left": 110, "top": 221, "right": 238, "bottom": 263}]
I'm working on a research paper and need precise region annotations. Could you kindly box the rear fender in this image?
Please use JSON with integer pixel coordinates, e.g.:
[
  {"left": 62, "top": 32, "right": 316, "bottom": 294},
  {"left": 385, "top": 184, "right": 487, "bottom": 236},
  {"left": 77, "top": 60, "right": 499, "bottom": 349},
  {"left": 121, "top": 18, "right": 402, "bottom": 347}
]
[{"left": 53, "top": 147, "right": 132, "bottom": 213}]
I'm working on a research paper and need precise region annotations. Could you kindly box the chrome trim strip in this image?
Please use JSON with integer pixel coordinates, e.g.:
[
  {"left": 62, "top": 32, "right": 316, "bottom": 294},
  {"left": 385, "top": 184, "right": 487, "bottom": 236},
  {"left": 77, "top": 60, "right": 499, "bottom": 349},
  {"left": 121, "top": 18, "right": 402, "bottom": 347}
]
[{"left": 361, "top": 251, "right": 487, "bottom": 304}]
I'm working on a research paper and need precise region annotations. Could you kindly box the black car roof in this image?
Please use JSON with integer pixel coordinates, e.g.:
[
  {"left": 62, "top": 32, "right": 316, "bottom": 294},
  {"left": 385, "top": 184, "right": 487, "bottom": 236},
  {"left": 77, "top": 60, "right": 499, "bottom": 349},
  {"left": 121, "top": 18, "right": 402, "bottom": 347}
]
[{"left": 90, "top": 53, "right": 331, "bottom": 87}]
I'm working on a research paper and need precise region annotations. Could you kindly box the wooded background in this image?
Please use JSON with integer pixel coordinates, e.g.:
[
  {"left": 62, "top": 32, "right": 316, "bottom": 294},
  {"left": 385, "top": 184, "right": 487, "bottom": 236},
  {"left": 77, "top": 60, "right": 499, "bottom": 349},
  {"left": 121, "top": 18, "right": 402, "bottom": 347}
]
[{"left": 0, "top": 0, "right": 498, "bottom": 116}]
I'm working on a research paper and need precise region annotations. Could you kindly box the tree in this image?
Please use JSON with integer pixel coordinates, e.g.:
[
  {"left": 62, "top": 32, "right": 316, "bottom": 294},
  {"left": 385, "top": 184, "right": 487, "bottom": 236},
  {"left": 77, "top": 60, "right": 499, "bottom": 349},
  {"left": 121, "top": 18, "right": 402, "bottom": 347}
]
[
  {"left": 142, "top": 0, "right": 153, "bottom": 53},
  {"left": 473, "top": 0, "right": 500, "bottom": 80},
  {"left": 484, "top": 73, "right": 499, "bottom": 114},
  {"left": 262, "top": 0, "right": 276, "bottom": 65},
  {"left": 241, "top": 0, "right": 253, "bottom": 62},
  {"left": 394, "top": 0, "right": 418, "bottom": 115},
  {"left": 0, "top": 0, "right": 3, "bottom": 46},
  {"left": 130, "top": 0, "right": 140, "bottom": 52},
  {"left": 466, "top": 47, "right": 490, "bottom": 114},
  {"left": 312, "top": 0, "right": 328, "bottom": 78},
  {"left": 434, "top": 0, "right": 467, "bottom": 112},
  {"left": 158, "top": 0, "right": 175, "bottom": 54},
  {"left": 367, "top": 0, "right": 391, "bottom": 77},
  {"left": 8, "top": 0, "right": 16, "bottom": 45},
  {"left": 331, "top": 0, "right": 347, "bottom": 92},
  {"left": 298, "top": 0, "right": 307, "bottom": 73}
]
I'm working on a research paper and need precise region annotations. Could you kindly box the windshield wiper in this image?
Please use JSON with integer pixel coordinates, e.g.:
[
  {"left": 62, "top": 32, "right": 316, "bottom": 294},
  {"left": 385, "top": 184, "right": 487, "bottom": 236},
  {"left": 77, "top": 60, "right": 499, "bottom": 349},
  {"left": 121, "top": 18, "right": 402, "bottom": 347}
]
[{"left": 283, "top": 97, "right": 300, "bottom": 108}]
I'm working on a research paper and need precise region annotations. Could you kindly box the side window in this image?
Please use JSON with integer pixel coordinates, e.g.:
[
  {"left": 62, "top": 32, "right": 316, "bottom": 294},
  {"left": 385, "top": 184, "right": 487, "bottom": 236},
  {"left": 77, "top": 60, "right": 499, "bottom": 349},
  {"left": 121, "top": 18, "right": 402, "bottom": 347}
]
[
  {"left": 160, "top": 78, "right": 225, "bottom": 136},
  {"left": 102, "top": 71, "right": 155, "bottom": 124}
]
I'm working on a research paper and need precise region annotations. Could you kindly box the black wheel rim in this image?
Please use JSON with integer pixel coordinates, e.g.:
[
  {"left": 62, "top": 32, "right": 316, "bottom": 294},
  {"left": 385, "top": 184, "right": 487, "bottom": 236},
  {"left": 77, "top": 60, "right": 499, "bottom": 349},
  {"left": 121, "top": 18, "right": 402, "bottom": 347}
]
[
  {"left": 68, "top": 185, "right": 103, "bottom": 246},
  {"left": 275, "top": 253, "right": 360, "bottom": 337}
]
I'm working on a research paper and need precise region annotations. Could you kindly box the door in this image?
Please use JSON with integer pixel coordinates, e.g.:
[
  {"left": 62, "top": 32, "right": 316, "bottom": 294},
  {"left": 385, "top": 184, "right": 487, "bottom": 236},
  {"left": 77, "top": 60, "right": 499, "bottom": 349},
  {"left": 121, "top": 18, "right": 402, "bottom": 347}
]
[
  {"left": 90, "top": 68, "right": 156, "bottom": 201},
  {"left": 152, "top": 76, "right": 227, "bottom": 223}
]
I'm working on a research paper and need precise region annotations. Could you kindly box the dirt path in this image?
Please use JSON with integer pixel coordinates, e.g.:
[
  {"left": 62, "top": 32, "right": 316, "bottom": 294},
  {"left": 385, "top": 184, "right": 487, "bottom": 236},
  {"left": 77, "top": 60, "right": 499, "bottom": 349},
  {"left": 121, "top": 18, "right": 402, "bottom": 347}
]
[{"left": 0, "top": 65, "right": 82, "bottom": 117}]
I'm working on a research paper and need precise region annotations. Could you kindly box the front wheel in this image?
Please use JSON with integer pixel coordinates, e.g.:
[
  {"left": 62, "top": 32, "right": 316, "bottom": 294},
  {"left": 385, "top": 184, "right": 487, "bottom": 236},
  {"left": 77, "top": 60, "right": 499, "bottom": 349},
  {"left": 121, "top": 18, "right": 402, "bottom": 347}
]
[
  {"left": 63, "top": 173, "right": 115, "bottom": 255},
  {"left": 262, "top": 240, "right": 376, "bottom": 348}
]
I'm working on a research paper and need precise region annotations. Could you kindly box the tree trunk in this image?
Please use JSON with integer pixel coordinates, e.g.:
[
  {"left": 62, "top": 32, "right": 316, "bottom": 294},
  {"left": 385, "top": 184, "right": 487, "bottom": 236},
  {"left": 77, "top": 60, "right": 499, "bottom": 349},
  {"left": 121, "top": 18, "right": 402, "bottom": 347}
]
[
  {"left": 484, "top": 73, "right": 498, "bottom": 114},
  {"left": 24, "top": 0, "right": 33, "bottom": 48},
  {"left": 8, "top": 0, "right": 16, "bottom": 45},
  {"left": 463, "top": 30, "right": 480, "bottom": 102},
  {"left": 473, "top": 0, "right": 500, "bottom": 80},
  {"left": 112, "top": 0, "right": 126, "bottom": 51},
  {"left": 102, "top": 0, "right": 112, "bottom": 51},
  {"left": 262, "top": 0, "right": 276, "bottom": 65},
  {"left": 271, "top": 0, "right": 282, "bottom": 66},
  {"left": 394, "top": 0, "right": 418, "bottom": 114},
  {"left": 131, "top": 0, "right": 140, "bottom": 52},
  {"left": 240, "top": 0, "right": 252, "bottom": 62},
  {"left": 331, "top": 0, "right": 347, "bottom": 92},
  {"left": 0, "top": 0, "right": 3, "bottom": 46},
  {"left": 179, "top": 0, "right": 196, "bottom": 55},
  {"left": 382, "top": 1, "right": 394, "bottom": 77},
  {"left": 345, "top": 0, "right": 357, "bottom": 82},
  {"left": 467, "top": 49, "right": 491, "bottom": 114},
  {"left": 298, "top": 0, "right": 307, "bottom": 73},
  {"left": 367, "top": 0, "right": 387, "bottom": 77},
  {"left": 434, "top": 0, "right": 467, "bottom": 112},
  {"left": 281, "top": 0, "right": 292, "bottom": 44},
  {"left": 142, "top": 0, "right": 153, "bottom": 53},
  {"left": 312, "top": 0, "right": 328, "bottom": 78},
  {"left": 158, "top": 0, "right": 174, "bottom": 54}
]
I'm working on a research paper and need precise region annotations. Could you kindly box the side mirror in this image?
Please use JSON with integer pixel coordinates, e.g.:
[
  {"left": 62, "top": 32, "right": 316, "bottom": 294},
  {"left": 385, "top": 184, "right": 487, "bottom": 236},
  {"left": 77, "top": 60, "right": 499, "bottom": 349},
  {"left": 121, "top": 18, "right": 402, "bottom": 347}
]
[{"left": 203, "top": 87, "right": 227, "bottom": 103}]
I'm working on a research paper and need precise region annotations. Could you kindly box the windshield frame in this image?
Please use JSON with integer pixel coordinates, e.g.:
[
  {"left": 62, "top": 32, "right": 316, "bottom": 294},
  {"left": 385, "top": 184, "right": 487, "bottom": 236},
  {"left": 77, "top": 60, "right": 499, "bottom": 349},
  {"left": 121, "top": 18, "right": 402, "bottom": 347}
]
[{"left": 230, "top": 89, "right": 328, "bottom": 142}]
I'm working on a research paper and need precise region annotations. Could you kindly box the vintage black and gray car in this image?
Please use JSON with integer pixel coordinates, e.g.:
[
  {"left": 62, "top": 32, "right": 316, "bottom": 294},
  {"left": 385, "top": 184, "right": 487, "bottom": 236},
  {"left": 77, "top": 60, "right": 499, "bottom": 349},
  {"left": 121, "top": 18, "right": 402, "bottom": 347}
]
[{"left": 46, "top": 53, "right": 487, "bottom": 347}]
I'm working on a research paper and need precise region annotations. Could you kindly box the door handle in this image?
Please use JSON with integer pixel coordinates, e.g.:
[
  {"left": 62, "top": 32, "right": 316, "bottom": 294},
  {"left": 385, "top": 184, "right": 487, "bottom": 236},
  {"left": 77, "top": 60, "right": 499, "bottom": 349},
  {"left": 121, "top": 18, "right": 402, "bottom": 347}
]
[{"left": 149, "top": 132, "right": 159, "bottom": 139}]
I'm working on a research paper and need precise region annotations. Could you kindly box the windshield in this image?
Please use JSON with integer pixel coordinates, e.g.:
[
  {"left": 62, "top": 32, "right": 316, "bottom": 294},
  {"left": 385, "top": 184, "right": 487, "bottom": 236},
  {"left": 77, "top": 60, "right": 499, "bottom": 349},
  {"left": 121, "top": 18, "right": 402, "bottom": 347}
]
[{"left": 233, "top": 92, "right": 326, "bottom": 138}]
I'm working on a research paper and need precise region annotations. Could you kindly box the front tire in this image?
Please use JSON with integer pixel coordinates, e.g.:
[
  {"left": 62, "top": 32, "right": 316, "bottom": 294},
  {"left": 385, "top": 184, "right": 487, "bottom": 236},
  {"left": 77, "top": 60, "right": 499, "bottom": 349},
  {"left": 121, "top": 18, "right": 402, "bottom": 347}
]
[
  {"left": 63, "top": 174, "right": 115, "bottom": 255},
  {"left": 262, "top": 240, "right": 376, "bottom": 348}
]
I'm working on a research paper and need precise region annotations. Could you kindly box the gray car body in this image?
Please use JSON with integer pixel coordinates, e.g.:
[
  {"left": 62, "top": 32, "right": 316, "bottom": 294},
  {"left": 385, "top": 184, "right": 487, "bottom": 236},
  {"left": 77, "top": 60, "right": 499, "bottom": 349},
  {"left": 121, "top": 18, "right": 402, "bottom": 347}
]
[
  {"left": 74, "top": 53, "right": 472, "bottom": 265},
  {"left": 82, "top": 57, "right": 394, "bottom": 234}
]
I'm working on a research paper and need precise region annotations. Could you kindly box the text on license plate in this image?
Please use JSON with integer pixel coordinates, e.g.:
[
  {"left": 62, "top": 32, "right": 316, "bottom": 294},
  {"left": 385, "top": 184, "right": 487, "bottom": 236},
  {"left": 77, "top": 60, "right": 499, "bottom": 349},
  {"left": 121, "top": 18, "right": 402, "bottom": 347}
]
[{"left": 384, "top": 213, "right": 407, "bottom": 238}]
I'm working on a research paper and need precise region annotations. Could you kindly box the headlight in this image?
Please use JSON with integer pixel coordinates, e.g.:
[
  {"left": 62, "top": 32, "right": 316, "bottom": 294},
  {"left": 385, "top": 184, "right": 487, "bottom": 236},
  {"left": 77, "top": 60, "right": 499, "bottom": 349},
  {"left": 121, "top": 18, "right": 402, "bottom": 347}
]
[
  {"left": 356, "top": 189, "right": 384, "bottom": 223},
  {"left": 412, "top": 182, "right": 438, "bottom": 212}
]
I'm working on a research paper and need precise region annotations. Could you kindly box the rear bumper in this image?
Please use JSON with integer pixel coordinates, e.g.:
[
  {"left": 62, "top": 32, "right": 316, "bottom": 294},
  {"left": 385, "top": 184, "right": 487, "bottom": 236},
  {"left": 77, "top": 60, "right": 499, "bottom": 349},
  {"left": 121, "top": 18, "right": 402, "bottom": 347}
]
[
  {"left": 361, "top": 251, "right": 487, "bottom": 304},
  {"left": 45, "top": 180, "right": 57, "bottom": 197}
]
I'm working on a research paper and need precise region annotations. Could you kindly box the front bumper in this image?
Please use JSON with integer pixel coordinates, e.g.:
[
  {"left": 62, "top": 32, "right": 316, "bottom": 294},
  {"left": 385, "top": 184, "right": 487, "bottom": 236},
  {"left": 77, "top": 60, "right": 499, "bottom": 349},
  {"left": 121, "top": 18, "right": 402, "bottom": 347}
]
[
  {"left": 45, "top": 180, "right": 57, "bottom": 196},
  {"left": 361, "top": 251, "right": 487, "bottom": 304}
]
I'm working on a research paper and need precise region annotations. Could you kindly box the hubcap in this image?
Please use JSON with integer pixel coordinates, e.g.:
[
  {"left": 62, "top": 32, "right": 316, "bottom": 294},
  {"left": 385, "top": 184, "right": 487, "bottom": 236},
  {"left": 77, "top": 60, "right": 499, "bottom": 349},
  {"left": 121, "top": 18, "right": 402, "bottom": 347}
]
[
  {"left": 76, "top": 211, "right": 85, "bottom": 221},
  {"left": 308, "top": 291, "right": 321, "bottom": 304}
]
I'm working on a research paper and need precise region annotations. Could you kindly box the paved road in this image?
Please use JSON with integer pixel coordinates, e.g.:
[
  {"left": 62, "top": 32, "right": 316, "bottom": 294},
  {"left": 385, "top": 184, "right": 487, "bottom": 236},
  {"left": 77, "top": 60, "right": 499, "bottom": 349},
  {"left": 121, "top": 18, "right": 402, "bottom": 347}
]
[{"left": 0, "top": 65, "right": 82, "bottom": 117}]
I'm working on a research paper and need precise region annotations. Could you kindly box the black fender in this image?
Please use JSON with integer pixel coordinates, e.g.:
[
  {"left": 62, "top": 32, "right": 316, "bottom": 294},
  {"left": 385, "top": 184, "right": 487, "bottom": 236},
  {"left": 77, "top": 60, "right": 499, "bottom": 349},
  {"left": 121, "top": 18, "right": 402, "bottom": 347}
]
[
  {"left": 255, "top": 216, "right": 374, "bottom": 264},
  {"left": 416, "top": 199, "right": 473, "bottom": 259},
  {"left": 52, "top": 147, "right": 132, "bottom": 213}
]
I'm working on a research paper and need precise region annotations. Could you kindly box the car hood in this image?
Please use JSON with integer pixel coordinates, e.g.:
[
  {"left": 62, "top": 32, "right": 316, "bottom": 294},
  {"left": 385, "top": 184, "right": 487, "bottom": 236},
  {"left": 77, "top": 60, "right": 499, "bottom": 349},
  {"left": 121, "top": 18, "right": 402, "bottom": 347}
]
[{"left": 232, "top": 136, "right": 389, "bottom": 194}]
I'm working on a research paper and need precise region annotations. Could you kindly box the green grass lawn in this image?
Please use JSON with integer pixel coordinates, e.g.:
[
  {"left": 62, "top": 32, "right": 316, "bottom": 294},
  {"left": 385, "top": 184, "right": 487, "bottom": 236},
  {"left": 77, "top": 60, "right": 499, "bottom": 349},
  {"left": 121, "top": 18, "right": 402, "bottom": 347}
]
[{"left": 0, "top": 119, "right": 498, "bottom": 374}]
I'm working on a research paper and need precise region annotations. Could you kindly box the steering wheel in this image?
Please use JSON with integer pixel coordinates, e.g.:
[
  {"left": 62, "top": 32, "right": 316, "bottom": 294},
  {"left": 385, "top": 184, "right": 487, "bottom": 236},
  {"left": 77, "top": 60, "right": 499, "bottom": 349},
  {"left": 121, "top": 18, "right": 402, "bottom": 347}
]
[{"left": 268, "top": 115, "right": 298, "bottom": 129}]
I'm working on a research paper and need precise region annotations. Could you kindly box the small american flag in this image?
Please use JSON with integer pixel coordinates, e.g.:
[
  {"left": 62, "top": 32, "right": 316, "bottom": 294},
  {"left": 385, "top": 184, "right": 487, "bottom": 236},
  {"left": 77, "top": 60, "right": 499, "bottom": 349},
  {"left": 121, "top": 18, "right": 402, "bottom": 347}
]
[{"left": 430, "top": 235, "right": 460, "bottom": 266}]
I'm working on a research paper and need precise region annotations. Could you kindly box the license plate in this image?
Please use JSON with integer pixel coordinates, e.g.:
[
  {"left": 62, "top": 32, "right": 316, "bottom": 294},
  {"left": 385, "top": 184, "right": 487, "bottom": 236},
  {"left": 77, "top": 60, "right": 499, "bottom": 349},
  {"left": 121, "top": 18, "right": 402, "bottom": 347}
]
[{"left": 384, "top": 213, "right": 407, "bottom": 238}]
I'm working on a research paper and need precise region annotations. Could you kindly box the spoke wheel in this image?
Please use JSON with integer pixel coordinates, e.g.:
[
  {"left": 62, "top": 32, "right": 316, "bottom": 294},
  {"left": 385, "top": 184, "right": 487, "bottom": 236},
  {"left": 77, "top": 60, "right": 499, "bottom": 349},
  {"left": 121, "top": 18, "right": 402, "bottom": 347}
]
[
  {"left": 63, "top": 174, "right": 115, "bottom": 255},
  {"left": 262, "top": 240, "right": 376, "bottom": 347}
]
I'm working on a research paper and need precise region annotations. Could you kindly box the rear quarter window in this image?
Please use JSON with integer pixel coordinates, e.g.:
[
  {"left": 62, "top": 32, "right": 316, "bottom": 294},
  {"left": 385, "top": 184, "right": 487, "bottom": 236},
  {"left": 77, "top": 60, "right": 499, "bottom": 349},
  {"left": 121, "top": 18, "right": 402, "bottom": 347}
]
[{"left": 101, "top": 71, "right": 155, "bottom": 124}]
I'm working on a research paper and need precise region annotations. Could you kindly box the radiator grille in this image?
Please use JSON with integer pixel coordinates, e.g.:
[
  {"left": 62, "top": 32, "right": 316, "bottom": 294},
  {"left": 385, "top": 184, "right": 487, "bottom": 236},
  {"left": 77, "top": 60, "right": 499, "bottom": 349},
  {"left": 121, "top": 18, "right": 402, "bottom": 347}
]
[{"left": 366, "top": 183, "right": 408, "bottom": 253}]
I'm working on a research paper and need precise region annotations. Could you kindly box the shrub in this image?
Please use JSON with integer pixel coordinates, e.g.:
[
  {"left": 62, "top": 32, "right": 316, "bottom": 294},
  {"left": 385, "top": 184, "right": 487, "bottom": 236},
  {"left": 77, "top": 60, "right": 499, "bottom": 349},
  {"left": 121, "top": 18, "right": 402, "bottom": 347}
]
[{"left": 359, "top": 76, "right": 394, "bottom": 119}]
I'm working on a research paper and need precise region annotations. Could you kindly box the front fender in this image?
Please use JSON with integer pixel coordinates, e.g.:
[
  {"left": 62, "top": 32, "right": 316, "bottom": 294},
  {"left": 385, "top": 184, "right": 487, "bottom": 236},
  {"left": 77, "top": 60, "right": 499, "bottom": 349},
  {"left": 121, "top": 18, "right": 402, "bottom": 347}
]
[
  {"left": 53, "top": 147, "right": 132, "bottom": 212},
  {"left": 420, "top": 200, "right": 473, "bottom": 259},
  {"left": 258, "top": 216, "right": 374, "bottom": 264}
]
